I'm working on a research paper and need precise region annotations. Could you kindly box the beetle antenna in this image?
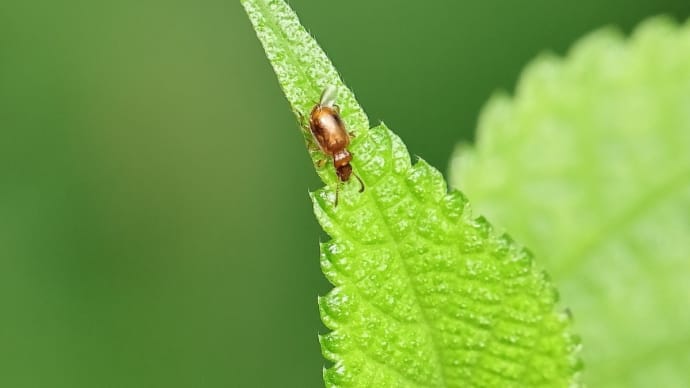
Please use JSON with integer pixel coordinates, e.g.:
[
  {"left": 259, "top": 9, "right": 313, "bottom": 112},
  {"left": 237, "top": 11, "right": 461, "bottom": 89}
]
[
  {"left": 334, "top": 183, "right": 340, "bottom": 207},
  {"left": 353, "top": 172, "right": 365, "bottom": 193}
]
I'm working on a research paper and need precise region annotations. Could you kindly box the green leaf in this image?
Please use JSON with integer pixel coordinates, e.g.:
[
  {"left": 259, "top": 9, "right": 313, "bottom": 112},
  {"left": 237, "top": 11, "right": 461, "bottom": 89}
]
[
  {"left": 450, "top": 17, "right": 690, "bottom": 387},
  {"left": 242, "top": 0, "right": 581, "bottom": 386}
]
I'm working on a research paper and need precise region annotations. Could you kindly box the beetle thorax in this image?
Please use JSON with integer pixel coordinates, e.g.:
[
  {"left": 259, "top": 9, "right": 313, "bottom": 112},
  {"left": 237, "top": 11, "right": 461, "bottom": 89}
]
[{"left": 333, "top": 149, "right": 352, "bottom": 169}]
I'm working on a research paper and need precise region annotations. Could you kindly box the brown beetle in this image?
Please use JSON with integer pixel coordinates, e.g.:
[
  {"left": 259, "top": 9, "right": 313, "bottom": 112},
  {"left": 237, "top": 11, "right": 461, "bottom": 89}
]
[{"left": 307, "top": 86, "right": 364, "bottom": 206}]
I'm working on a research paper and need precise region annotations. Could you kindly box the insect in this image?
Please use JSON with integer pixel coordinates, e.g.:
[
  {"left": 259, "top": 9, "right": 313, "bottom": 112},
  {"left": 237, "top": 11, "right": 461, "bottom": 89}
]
[{"left": 305, "top": 85, "right": 364, "bottom": 206}]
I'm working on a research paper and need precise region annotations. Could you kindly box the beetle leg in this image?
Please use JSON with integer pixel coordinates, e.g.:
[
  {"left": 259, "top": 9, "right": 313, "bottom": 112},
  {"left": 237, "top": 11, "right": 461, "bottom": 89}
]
[
  {"left": 314, "top": 159, "right": 326, "bottom": 168},
  {"left": 298, "top": 112, "right": 320, "bottom": 153},
  {"left": 297, "top": 113, "right": 314, "bottom": 145},
  {"left": 297, "top": 112, "right": 310, "bottom": 132},
  {"left": 304, "top": 137, "right": 317, "bottom": 151}
]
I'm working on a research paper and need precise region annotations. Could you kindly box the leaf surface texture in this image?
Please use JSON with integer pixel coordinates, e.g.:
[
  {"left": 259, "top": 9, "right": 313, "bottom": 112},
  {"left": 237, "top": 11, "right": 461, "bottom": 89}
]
[{"left": 243, "top": 0, "right": 582, "bottom": 386}]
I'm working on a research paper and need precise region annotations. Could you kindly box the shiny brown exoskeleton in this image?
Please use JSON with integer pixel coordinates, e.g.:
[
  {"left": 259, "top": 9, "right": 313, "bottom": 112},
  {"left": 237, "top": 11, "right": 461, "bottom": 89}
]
[{"left": 308, "top": 86, "right": 364, "bottom": 206}]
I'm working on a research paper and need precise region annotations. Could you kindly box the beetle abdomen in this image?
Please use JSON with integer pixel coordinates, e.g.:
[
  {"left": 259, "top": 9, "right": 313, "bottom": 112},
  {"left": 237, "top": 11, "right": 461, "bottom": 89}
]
[{"left": 309, "top": 106, "right": 350, "bottom": 155}]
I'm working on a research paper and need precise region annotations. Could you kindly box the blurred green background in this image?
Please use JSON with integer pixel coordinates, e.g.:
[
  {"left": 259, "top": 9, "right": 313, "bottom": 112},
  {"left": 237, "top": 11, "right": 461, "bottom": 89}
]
[{"left": 1, "top": 1, "right": 688, "bottom": 387}]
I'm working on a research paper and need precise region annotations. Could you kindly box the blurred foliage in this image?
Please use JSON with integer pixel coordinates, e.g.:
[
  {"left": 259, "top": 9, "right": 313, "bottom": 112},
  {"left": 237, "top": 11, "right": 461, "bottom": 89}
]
[
  {"left": 0, "top": 0, "right": 688, "bottom": 387},
  {"left": 451, "top": 18, "right": 690, "bottom": 387}
]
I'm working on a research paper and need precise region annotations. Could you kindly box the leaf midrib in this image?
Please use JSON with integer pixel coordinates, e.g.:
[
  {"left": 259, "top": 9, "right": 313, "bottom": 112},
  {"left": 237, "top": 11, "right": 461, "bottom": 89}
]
[
  {"left": 362, "top": 176, "right": 451, "bottom": 387},
  {"left": 553, "top": 167, "right": 690, "bottom": 278}
]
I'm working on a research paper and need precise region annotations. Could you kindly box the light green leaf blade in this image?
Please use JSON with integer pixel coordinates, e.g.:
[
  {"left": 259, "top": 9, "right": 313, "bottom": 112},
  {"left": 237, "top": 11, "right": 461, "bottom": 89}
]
[
  {"left": 241, "top": 0, "right": 367, "bottom": 188},
  {"left": 450, "top": 17, "right": 690, "bottom": 387},
  {"left": 242, "top": 0, "right": 581, "bottom": 386}
]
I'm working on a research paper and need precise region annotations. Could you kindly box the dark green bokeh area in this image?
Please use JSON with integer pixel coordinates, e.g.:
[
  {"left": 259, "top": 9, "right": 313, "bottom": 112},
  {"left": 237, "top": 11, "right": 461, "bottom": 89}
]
[{"left": 1, "top": 1, "right": 688, "bottom": 387}]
